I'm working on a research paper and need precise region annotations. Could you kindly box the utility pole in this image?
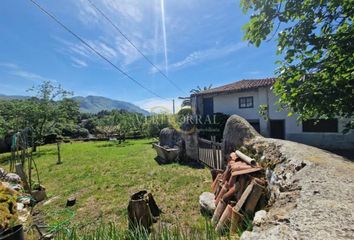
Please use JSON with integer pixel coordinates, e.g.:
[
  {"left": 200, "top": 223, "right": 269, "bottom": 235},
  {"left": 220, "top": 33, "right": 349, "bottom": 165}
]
[{"left": 172, "top": 99, "right": 175, "bottom": 114}]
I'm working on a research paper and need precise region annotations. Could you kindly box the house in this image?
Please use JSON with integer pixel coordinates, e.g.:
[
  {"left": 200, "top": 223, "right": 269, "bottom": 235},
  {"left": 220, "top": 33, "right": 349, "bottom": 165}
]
[{"left": 190, "top": 78, "right": 354, "bottom": 150}]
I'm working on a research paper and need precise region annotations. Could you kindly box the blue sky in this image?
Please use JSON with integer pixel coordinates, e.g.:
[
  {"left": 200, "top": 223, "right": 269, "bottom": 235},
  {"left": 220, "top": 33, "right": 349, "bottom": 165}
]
[{"left": 0, "top": 0, "right": 279, "bottom": 111}]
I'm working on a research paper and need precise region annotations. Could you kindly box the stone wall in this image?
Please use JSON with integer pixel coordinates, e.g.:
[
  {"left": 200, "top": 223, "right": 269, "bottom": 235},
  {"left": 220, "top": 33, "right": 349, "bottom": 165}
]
[{"left": 222, "top": 115, "right": 354, "bottom": 239}]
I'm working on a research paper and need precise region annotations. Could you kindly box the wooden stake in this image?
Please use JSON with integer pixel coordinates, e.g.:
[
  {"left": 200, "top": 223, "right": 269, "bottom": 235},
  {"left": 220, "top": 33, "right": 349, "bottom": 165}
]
[
  {"left": 15, "top": 163, "right": 31, "bottom": 193},
  {"left": 57, "top": 141, "right": 62, "bottom": 165}
]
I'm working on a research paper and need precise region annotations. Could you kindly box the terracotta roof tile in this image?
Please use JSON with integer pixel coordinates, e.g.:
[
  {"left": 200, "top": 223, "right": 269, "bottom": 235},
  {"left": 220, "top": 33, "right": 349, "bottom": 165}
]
[{"left": 192, "top": 78, "right": 276, "bottom": 96}]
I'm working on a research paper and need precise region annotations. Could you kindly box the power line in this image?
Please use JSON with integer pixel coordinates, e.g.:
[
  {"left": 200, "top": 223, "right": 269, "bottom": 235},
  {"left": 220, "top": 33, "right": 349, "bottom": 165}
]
[
  {"left": 28, "top": 0, "right": 167, "bottom": 100},
  {"left": 86, "top": 0, "right": 187, "bottom": 95}
]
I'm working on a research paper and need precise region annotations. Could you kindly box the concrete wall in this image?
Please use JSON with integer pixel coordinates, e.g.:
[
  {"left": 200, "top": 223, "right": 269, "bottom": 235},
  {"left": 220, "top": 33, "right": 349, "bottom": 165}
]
[{"left": 194, "top": 87, "right": 354, "bottom": 150}]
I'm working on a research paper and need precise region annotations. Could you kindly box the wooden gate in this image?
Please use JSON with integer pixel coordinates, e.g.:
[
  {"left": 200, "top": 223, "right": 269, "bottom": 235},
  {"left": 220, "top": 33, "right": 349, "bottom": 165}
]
[{"left": 198, "top": 137, "right": 224, "bottom": 169}]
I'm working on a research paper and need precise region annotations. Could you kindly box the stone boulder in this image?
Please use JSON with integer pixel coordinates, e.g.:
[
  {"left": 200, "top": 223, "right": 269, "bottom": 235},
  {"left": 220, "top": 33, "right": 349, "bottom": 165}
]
[
  {"left": 218, "top": 115, "right": 354, "bottom": 239},
  {"left": 222, "top": 115, "right": 262, "bottom": 155},
  {"left": 5, "top": 173, "right": 21, "bottom": 184},
  {"left": 253, "top": 210, "right": 267, "bottom": 226},
  {"left": 199, "top": 192, "right": 216, "bottom": 216},
  {"left": 159, "top": 128, "right": 181, "bottom": 148}
]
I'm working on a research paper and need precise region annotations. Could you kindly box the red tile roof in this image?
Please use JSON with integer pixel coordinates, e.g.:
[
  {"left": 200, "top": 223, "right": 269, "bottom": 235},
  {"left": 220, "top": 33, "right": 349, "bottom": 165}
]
[{"left": 191, "top": 78, "right": 276, "bottom": 96}]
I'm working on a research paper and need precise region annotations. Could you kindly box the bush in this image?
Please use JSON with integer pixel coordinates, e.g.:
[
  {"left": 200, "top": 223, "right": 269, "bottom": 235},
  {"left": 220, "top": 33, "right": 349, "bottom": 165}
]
[
  {"left": 62, "top": 125, "right": 89, "bottom": 139},
  {"left": 197, "top": 113, "right": 229, "bottom": 142},
  {"left": 143, "top": 114, "right": 170, "bottom": 138}
]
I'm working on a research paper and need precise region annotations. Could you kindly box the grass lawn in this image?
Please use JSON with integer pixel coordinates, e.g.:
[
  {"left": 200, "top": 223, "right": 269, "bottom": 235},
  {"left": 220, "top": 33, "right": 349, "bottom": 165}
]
[{"left": 1, "top": 139, "right": 211, "bottom": 233}]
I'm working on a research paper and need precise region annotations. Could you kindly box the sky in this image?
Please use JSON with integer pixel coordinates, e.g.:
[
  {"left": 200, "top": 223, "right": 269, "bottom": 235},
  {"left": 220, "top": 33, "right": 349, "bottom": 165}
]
[{"left": 0, "top": 0, "right": 280, "bottom": 112}]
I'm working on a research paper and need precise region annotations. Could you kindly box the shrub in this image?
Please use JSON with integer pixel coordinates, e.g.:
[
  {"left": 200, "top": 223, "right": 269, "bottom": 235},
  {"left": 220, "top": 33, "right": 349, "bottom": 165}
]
[
  {"left": 197, "top": 113, "right": 229, "bottom": 142},
  {"left": 62, "top": 124, "right": 89, "bottom": 139},
  {"left": 0, "top": 184, "right": 18, "bottom": 231}
]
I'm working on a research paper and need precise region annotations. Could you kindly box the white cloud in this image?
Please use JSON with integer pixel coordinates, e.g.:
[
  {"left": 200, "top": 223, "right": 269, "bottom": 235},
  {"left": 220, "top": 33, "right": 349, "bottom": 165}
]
[
  {"left": 10, "top": 70, "right": 54, "bottom": 82},
  {"left": 55, "top": 37, "right": 119, "bottom": 67},
  {"left": 59, "top": 0, "right": 165, "bottom": 69},
  {"left": 95, "top": 41, "right": 117, "bottom": 59},
  {"left": 0, "top": 62, "right": 18, "bottom": 69},
  {"left": 101, "top": 0, "right": 143, "bottom": 22},
  {"left": 55, "top": 0, "right": 239, "bottom": 75},
  {"left": 69, "top": 43, "right": 92, "bottom": 59},
  {"left": 153, "top": 42, "right": 246, "bottom": 73},
  {"left": 71, "top": 58, "right": 88, "bottom": 68},
  {"left": 0, "top": 62, "right": 56, "bottom": 82}
]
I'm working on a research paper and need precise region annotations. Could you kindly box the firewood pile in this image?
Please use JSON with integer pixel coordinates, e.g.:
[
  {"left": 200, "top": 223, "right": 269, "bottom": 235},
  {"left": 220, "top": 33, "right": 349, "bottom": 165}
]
[{"left": 210, "top": 150, "right": 268, "bottom": 233}]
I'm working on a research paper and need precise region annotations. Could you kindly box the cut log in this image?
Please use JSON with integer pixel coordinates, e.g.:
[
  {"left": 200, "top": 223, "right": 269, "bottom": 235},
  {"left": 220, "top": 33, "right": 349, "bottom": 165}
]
[
  {"left": 128, "top": 191, "right": 154, "bottom": 230},
  {"left": 66, "top": 197, "right": 76, "bottom": 207}
]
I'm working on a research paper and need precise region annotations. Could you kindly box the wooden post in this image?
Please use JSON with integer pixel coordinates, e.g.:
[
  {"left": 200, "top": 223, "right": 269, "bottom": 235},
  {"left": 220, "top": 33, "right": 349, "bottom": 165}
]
[
  {"left": 28, "top": 154, "right": 32, "bottom": 190},
  {"left": 197, "top": 138, "right": 199, "bottom": 162},
  {"left": 57, "top": 141, "right": 62, "bottom": 165},
  {"left": 211, "top": 136, "right": 217, "bottom": 169},
  {"left": 15, "top": 163, "right": 31, "bottom": 193}
]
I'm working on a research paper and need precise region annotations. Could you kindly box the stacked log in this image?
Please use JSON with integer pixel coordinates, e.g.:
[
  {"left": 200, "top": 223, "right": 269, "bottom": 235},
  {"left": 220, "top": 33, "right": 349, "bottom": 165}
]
[{"left": 210, "top": 150, "right": 267, "bottom": 233}]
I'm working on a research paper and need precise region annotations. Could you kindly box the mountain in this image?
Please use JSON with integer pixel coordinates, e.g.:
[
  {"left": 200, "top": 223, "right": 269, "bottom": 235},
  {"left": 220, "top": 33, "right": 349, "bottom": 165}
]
[
  {"left": 0, "top": 94, "right": 149, "bottom": 115},
  {"left": 0, "top": 94, "right": 29, "bottom": 100},
  {"left": 72, "top": 96, "right": 149, "bottom": 115}
]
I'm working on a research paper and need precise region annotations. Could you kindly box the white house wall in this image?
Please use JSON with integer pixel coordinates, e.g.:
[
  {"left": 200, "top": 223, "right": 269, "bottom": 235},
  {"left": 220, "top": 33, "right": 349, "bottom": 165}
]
[
  {"left": 197, "top": 87, "right": 354, "bottom": 150},
  {"left": 213, "top": 90, "right": 260, "bottom": 119}
]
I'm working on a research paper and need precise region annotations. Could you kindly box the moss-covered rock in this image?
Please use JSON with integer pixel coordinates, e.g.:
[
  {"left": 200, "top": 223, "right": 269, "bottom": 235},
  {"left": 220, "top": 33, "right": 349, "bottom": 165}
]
[{"left": 0, "top": 184, "right": 18, "bottom": 231}]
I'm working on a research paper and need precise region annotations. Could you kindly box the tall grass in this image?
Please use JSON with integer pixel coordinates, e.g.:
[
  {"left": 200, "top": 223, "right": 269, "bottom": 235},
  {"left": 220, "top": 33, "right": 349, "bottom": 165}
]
[{"left": 54, "top": 219, "right": 234, "bottom": 240}]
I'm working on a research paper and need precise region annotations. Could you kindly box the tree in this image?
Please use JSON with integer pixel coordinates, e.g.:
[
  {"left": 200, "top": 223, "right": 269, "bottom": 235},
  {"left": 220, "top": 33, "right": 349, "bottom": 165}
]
[
  {"left": 190, "top": 84, "right": 213, "bottom": 94},
  {"left": 241, "top": 0, "right": 354, "bottom": 129},
  {"left": 178, "top": 85, "right": 213, "bottom": 109},
  {"left": 0, "top": 81, "right": 80, "bottom": 151},
  {"left": 26, "top": 81, "right": 79, "bottom": 150}
]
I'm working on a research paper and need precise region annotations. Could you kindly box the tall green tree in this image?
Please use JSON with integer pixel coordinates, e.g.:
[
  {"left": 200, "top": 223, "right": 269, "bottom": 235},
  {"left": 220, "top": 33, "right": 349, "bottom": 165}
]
[
  {"left": 27, "top": 81, "right": 79, "bottom": 150},
  {"left": 0, "top": 81, "right": 79, "bottom": 150},
  {"left": 241, "top": 0, "right": 354, "bottom": 129}
]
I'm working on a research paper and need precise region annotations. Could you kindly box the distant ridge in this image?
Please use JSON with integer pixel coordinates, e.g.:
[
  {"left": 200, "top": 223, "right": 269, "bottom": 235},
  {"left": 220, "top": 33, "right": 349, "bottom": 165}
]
[
  {"left": 0, "top": 94, "right": 149, "bottom": 115},
  {"left": 0, "top": 94, "right": 29, "bottom": 100},
  {"left": 72, "top": 96, "right": 149, "bottom": 115}
]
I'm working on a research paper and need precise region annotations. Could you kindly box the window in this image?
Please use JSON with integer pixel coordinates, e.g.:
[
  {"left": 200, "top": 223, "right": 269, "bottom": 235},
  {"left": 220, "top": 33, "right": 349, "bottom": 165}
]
[
  {"left": 239, "top": 96, "right": 253, "bottom": 108},
  {"left": 302, "top": 119, "right": 338, "bottom": 133}
]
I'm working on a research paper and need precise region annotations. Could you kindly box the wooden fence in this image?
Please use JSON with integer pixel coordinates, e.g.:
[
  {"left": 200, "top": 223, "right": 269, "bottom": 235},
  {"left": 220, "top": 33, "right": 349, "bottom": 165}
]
[{"left": 198, "top": 136, "right": 224, "bottom": 169}]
